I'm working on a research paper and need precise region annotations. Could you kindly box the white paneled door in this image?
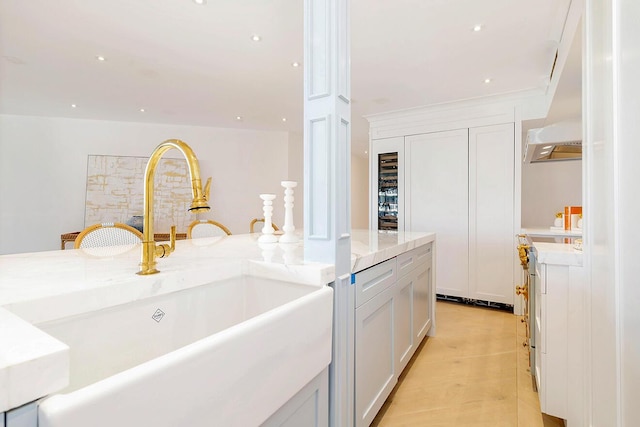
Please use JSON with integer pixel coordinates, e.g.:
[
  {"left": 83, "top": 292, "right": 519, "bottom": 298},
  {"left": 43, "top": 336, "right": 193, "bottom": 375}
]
[
  {"left": 469, "top": 123, "right": 515, "bottom": 304},
  {"left": 405, "top": 129, "right": 469, "bottom": 298},
  {"left": 404, "top": 124, "right": 515, "bottom": 305}
]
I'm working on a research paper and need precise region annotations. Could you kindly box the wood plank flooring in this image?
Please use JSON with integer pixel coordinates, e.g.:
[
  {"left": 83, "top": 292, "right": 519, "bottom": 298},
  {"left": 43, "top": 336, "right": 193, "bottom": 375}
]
[{"left": 371, "top": 301, "right": 565, "bottom": 426}]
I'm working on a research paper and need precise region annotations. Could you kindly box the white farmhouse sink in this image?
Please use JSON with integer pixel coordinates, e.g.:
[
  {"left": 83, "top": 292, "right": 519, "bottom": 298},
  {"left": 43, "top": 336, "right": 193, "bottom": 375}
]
[{"left": 36, "top": 276, "right": 333, "bottom": 427}]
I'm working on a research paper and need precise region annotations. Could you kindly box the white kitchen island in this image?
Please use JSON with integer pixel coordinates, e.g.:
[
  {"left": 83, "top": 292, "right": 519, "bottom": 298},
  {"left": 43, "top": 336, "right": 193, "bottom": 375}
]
[{"left": 0, "top": 230, "right": 435, "bottom": 427}]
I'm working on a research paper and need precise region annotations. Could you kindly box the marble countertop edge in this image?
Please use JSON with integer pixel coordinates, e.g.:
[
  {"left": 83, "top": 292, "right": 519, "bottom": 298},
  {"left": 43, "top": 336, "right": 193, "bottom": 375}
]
[{"left": 533, "top": 241, "right": 583, "bottom": 267}]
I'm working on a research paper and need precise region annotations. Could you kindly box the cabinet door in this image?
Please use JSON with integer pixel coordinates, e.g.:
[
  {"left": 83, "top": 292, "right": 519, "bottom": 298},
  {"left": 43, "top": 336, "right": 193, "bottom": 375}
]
[
  {"left": 355, "top": 286, "right": 396, "bottom": 427},
  {"left": 405, "top": 129, "right": 469, "bottom": 298},
  {"left": 394, "top": 272, "right": 414, "bottom": 375},
  {"left": 468, "top": 123, "right": 515, "bottom": 304},
  {"left": 413, "top": 258, "right": 432, "bottom": 343}
]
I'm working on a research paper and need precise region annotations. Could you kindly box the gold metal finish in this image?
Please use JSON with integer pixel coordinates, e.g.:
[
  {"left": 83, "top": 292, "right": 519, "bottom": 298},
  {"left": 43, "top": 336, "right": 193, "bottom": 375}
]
[
  {"left": 186, "top": 219, "right": 232, "bottom": 238},
  {"left": 517, "top": 239, "right": 530, "bottom": 268},
  {"left": 138, "top": 140, "right": 210, "bottom": 275},
  {"left": 515, "top": 284, "right": 528, "bottom": 299},
  {"left": 515, "top": 233, "right": 533, "bottom": 367}
]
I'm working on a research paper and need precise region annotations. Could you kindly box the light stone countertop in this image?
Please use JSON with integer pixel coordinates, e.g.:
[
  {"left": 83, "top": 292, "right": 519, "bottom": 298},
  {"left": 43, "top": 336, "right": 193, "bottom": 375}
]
[
  {"left": 521, "top": 227, "right": 583, "bottom": 238},
  {"left": 533, "top": 241, "right": 583, "bottom": 267},
  {"left": 0, "top": 229, "right": 435, "bottom": 413}
]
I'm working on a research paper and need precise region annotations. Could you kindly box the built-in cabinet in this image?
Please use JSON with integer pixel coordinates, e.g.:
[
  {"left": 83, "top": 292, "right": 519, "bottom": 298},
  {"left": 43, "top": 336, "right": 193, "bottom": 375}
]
[
  {"left": 371, "top": 124, "right": 515, "bottom": 305},
  {"left": 262, "top": 369, "right": 329, "bottom": 427},
  {"left": 534, "top": 262, "right": 568, "bottom": 420},
  {"left": 354, "top": 243, "right": 433, "bottom": 427},
  {"left": 377, "top": 152, "right": 400, "bottom": 231},
  {"left": 531, "top": 249, "right": 586, "bottom": 426},
  {"left": 371, "top": 137, "right": 405, "bottom": 233},
  {"left": 1, "top": 402, "right": 37, "bottom": 427},
  {"left": 405, "top": 129, "right": 469, "bottom": 298}
]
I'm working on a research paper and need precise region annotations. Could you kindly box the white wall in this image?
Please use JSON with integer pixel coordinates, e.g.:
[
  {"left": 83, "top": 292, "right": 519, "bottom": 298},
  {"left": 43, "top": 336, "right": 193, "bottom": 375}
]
[
  {"left": 521, "top": 160, "right": 582, "bottom": 227},
  {"left": 0, "top": 115, "right": 289, "bottom": 254},
  {"left": 351, "top": 155, "right": 369, "bottom": 229}
]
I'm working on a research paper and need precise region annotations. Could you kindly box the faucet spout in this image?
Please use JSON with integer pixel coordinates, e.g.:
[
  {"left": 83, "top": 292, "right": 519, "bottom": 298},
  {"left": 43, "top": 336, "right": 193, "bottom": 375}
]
[{"left": 138, "top": 139, "right": 210, "bottom": 275}]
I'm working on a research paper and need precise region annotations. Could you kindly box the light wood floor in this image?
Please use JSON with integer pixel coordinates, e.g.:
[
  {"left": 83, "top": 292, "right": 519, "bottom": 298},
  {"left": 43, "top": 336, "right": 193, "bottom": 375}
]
[{"left": 371, "top": 301, "right": 565, "bottom": 426}]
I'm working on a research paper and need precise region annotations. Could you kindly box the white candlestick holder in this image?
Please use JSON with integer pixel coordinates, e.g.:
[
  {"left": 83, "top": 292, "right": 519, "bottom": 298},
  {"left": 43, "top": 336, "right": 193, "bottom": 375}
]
[
  {"left": 279, "top": 181, "right": 299, "bottom": 244},
  {"left": 258, "top": 242, "right": 277, "bottom": 263},
  {"left": 258, "top": 194, "right": 278, "bottom": 243},
  {"left": 280, "top": 240, "right": 298, "bottom": 264}
]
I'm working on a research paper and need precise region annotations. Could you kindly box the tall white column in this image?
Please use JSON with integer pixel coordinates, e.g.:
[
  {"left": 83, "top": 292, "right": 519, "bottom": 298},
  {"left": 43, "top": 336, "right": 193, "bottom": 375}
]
[
  {"left": 584, "top": 0, "right": 640, "bottom": 425},
  {"left": 303, "top": 0, "right": 352, "bottom": 425}
]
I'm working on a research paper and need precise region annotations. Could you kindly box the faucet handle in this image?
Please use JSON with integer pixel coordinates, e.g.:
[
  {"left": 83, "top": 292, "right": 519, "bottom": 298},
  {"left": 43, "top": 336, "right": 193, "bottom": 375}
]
[
  {"left": 204, "top": 177, "right": 212, "bottom": 201},
  {"left": 156, "top": 225, "right": 177, "bottom": 258},
  {"left": 169, "top": 225, "right": 176, "bottom": 252}
]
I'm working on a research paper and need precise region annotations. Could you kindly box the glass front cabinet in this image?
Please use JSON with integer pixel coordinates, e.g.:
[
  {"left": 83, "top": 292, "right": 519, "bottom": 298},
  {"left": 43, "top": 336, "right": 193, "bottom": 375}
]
[
  {"left": 370, "top": 137, "right": 404, "bottom": 231},
  {"left": 378, "top": 153, "right": 398, "bottom": 230}
]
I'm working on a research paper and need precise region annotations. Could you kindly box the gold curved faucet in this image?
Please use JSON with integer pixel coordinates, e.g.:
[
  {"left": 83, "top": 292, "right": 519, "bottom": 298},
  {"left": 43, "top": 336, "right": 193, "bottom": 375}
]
[{"left": 138, "top": 139, "right": 211, "bottom": 275}]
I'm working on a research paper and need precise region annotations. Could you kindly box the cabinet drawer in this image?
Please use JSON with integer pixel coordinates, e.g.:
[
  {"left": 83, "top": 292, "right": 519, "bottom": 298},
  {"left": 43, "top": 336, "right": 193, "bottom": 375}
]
[
  {"left": 397, "top": 243, "right": 432, "bottom": 278},
  {"left": 355, "top": 258, "right": 397, "bottom": 308}
]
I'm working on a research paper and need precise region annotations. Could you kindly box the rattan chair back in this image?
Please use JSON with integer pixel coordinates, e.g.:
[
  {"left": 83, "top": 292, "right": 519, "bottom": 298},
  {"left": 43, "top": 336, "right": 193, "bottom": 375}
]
[
  {"left": 74, "top": 222, "right": 143, "bottom": 249},
  {"left": 187, "top": 220, "right": 232, "bottom": 238}
]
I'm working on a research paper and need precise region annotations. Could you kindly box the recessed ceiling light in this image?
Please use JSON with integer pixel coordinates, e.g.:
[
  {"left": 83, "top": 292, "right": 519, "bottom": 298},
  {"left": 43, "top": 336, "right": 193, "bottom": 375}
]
[
  {"left": 140, "top": 108, "right": 145, "bottom": 112},
  {"left": 96, "top": 55, "right": 106, "bottom": 62},
  {"left": 484, "top": 78, "right": 492, "bottom": 83},
  {"left": 473, "top": 24, "right": 483, "bottom": 32},
  {"left": 192, "top": 0, "right": 206, "bottom": 4},
  {"left": 282, "top": 118, "right": 287, "bottom": 122},
  {"left": 236, "top": 116, "right": 243, "bottom": 121},
  {"left": 71, "top": 104, "right": 77, "bottom": 108},
  {"left": 543, "top": 145, "right": 553, "bottom": 149},
  {"left": 540, "top": 151, "right": 550, "bottom": 155},
  {"left": 365, "top": 150, "right": 368, "bottom": 155},
  {"left": 251, "top": 35, "right": 262, "bottom": 42},
  {"left": 291, "top": 62, "right": 300, "bottom": 68}
]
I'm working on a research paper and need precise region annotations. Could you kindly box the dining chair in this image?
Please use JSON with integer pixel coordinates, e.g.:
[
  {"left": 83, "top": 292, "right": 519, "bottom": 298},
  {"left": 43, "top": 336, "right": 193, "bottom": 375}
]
[
  {"left": 74, "top": 222, "right": 143, "bottom": 249},
  {"left": 249, "top": 218, "right": 280, "bottom": 233},
  {"left": 187, "top": 219, "right": 232, "bottom": 238}
]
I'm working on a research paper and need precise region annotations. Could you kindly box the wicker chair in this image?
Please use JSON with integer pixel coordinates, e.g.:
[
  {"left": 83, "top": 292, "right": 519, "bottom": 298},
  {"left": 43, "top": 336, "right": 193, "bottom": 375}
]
[
  {"left": 187, "top": 219, "right": 232, "bottom": 238},
  {"left": 74, "top": 222, "right": 143, "bottom": 249},
  {"left": 249, "top": 218, "right": 280, "bottom": 233}
]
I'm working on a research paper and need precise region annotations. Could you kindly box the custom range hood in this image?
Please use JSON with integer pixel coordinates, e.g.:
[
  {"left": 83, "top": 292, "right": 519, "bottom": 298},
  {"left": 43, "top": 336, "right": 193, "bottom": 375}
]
[{"left": 524, "top": 121, "right": 582, "bottom": 163}]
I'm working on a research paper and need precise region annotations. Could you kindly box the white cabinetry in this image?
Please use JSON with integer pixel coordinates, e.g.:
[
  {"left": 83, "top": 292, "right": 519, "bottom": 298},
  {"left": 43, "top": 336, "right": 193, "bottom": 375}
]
[
  {"left": 532, "top": 243, "right": 586, "bottom": 426},
  {"left": 3, "top": 402, "right": 37, "bottom": 427},
  {"left": 262, "top": 369, "right": 329, "bottom": 427},
  {"left": 354, "top": 244, "right": 434, "bottom": 427},
  {"left": 534, "top": 262, "right": 569, "bottom": 419},
  {"left": 405, "top": 129, "right": 468, "bottom": 298},
  {"left": 394, "top": 272, "right": 414, "bottom": 374},
  {"left": 468, "top": 124, "right": 515, "bottom": 304},
  {"left": 388, "top": 123, "right": 514, "bottom": 304},
  {"left": 355, "top": 284, "right": 396, "bottom": 426}
]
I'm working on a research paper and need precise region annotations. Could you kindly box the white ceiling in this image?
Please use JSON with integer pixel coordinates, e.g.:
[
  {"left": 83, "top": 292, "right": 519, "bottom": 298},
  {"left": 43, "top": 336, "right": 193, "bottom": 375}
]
[{"left": 0, "top": 0, "right": 575, "bottom": 155}]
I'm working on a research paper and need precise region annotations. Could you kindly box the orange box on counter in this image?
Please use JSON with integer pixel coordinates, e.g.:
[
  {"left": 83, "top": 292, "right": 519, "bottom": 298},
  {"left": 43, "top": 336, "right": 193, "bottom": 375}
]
[{"left": 564, "top": 206, "right": 582, "bottom": 230}]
